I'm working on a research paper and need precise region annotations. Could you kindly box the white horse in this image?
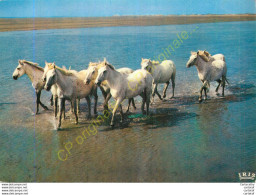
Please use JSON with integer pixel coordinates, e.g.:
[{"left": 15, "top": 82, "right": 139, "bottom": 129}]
[
  {"left": 186, "top": 50, "right": 228, "bottom": 102},
  {"left": 201, "top": 50, "right": 226, "bottom": 93},
  {"left": 95, "top": 61, "right": 153, "bottom": 126},
  {"left": 43, "top": 63, "right": 97, "bottom": 129},
  {"left": 12, "top": 60, "right": 51, "bottom": 114},
  {"left": 141, "top": 58, "right": 176, "bottom": 102},
  {"left": 84, "top": 60, "right": 136, "bottom": 112}
]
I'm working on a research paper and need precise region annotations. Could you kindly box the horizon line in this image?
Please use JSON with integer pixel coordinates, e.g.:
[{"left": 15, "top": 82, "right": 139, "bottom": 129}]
[{"left": 0, "top": 13, "right": 256, "bottom": 19}]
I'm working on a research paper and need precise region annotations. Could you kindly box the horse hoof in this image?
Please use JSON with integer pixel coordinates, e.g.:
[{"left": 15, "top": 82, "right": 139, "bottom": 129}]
[
  {"left": 170, "top": 96, "right": 174, "bottom": 99},
  {"left": 110, "top": 123, "right": 114, "bottom": 127},
  {"left": 198, "top": 99, "right": 203, "bottom": 103},
  {"left": 163, "top": 95, "right": 166, "bottom": 98},
  {"left": 142, "top": 110, "right": 146, "bottom": 115}
]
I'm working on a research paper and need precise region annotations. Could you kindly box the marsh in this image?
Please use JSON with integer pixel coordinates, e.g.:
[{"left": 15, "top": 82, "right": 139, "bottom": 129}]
[{"left": 0, "top": 21, "right": 255, "bottom": 182}]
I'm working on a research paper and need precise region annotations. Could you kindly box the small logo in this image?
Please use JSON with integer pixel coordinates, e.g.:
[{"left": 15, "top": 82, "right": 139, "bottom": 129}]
[{"left": 238, "top": 172, "right": 255, "bottom": 181}]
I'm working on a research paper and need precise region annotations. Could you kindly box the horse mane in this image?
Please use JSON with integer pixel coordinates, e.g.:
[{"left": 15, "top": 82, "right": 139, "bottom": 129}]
[
  {"left": 106, "top": 62, "right": 115, "bottom": 70},
  {"left": 56, "top": 66, "right": 75, "bottom": 76},
  {"left": 88, "top": 59, "right": 115, "bottom": 70},
  {"left": 152, "top": 60, "right": 160, "bottom": 65},
  {"left": 47, "top": 63, "right": 74, "bottom": 76},
  {"left": 20, "top": 60, "right": 44, "bottom": 71},
  {"left": 141, "top": 59, "right": 160, "bottom": 66},
  {"left": 198, "top": 50, "right": 210, "bottom": 62},
  {"left": 88, "top": 62, "right": 100, "bottom": 67}
]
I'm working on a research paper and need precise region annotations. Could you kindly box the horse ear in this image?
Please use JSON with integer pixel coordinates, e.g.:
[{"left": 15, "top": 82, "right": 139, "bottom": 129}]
[
  {"left": 197, "top": 51, "right": 199, "bottom": 55},
  {"left": 149, "top": 59, "right": 151, "bottom": 62},
  {"left": 141, "top": 58, "right": 144, "bottom": 61}
]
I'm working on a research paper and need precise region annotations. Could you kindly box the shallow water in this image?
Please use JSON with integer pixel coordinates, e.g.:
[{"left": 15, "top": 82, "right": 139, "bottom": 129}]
[{"left": 0, "top": 21, "right": 255, "bottom": 182}]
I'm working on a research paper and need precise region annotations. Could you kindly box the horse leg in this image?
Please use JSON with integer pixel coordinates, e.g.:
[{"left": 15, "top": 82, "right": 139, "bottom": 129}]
[
  {"left": 110, "top": 99, "right": 122, "bottom": 126},
  {"left": 72, "top": 99, "right": 78, "bottom": 124},
  {"left": 85, "top": 96, "right": 91, "bottom": 119},
  {"left": 54, "top": 96, "right": 58, "bottom": 118},
  {"left": 126, "top": 98, "right": 136, "bottom": 113},
  {"left": 151, "top": 83, "right": 157, "bottom": 104},
  {"left": 204, "top": 88, "right": 207, "bottom": 100},
  {"left": 162, "top": 81, "right": 169, "bottom": 98},
  {"left": 76, "top": 99, "right": 80, "bottom": 113},
  {"left": 36, "top": 90, "right": 48, "bottom": 113},
  {"left": 57, "top": 98, "right": 65, "bottom": 129},
  {"left": 50, "top": 95, "right": 53, "bottom": 106},
  {"left": 100, "top": 86, "right": 107, "bottom": 100},
  {"left": 62, "top": 100, "right": 66, "bottom": 119},
  {"left": 126, "top": 99, "right": 132, "bottom": 113},
  {"left": 36, "top": 91, "right": 40, "bottom": 114},
  {"left": 141, "top": 91, "right": 146, "bottom": 114},
  {"left": 93, "top": 92, "right": 98, "bottom": 115},
  {"left": 155, "top": 84, "right": 162, "bottom": 100},
  {"left": 199, "top": 85, "right": 204, "bottom": 103},
  {"left": 119, "top": 104, "right": 124, "bottom": 123},
  {"left": 215, "top": 79, "right": 221, "bottom": 93},
  {"left": 131, "top": 98, "right": 136, "bottom": 110},
  {"left": 171, "top": 75, "right": 175, "bottom": 99},
  {"left": 145, "top": 89, "right": 150, "bottom": 115},
  {"left": 222, "top": 76, "right": 226, "bottom": 97},
  {"left": 104, "top": 93, "right": 112, "bottom": 111},
  {"left": 37, "top": 91, "right": 48, "bottom": 111}
]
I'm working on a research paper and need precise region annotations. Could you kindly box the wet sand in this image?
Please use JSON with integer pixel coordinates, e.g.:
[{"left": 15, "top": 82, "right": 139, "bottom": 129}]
[{"left": 0, "top": 14, "right": 256, "bottom": 32}]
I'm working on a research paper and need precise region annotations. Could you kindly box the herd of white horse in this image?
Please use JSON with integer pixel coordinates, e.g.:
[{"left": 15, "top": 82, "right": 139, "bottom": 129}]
[{"left": 12, "top": 50, "right": 228, "bottom": 129}]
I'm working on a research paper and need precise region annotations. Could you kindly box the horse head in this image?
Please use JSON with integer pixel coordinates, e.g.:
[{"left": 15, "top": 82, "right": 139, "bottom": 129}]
[
  {"left": 12, "top": 60, "right": 26, "bottom": 80},
  {"left": 95, "top": 59, "right": 114, "bottom": 86},
  {"left": 43, "top": 62, "right": 57, "bottom": 91},
  {"left": 186, "top": 51, "right": 199, "bottom": 68},
  {"left": 84, "top": 65, "right": 97, "bottom": 85}
]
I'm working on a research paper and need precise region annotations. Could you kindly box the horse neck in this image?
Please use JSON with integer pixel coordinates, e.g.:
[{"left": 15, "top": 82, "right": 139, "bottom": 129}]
[
  {"left": 105, "top": 68, "right": 122, "bottom": 89},
  {"left": 55, "top": 69, "right": 71, "bottom": 92},
  {"left": 195, "top": 57, "right": 207, "bottom": 73},
  {"left": 24, "top": 64, "right": 42, "bottom": 82}
]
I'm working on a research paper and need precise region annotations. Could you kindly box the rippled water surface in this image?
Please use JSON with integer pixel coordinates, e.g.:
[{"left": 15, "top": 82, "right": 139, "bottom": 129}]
[{"left": 0, "top": 21, "right": 255, "bottom": 182}]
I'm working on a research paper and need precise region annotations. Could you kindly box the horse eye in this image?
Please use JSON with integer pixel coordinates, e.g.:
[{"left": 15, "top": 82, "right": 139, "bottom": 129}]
[
  {"left": 43, "top": 77, "right": 46, "bottom": 81},
  {"left": 17, "top": 67, "right": 21, "bottom": 70}
]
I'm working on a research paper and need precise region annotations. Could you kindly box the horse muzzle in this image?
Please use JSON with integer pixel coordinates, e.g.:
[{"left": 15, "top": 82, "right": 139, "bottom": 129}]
[
  {"left": 95, "top": 81, "right": 101, "bottom": 86},
  {"left": 45, "top": 85, "right": 51, "bottom": 91},
  {"left": 13, "top": 75, "right": 18, "bottom": 80},
  {"left": 84, "top": 79, "right": 90, "bottom": 85}
]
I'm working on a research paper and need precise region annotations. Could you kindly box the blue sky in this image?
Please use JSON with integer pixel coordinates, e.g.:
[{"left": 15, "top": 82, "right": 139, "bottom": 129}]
[{"left": 0, "top": 0, "right": 255, "bottom": 18}]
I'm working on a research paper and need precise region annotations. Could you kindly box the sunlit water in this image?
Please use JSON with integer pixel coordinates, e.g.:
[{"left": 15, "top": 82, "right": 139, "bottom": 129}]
[{"left": 0, "top": 21, "right": 255, "bottom": 182}]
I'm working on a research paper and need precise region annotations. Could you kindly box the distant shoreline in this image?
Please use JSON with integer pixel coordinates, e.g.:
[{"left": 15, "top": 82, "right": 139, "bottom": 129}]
[{"left": 0, "top": 14, "right": 255, "bottom": 32}]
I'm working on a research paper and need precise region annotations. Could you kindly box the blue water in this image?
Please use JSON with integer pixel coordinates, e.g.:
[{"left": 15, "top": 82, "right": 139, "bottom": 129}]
[{"left": 0, "top": 21, "right": 255, "bottom": 182}]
